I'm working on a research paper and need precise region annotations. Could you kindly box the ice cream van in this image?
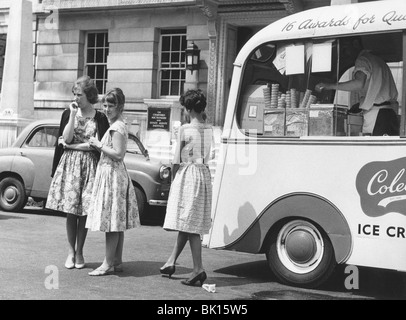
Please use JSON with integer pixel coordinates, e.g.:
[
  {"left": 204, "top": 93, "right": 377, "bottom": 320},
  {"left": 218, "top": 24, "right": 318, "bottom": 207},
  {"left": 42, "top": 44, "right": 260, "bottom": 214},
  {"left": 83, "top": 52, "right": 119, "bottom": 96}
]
[{"left": 205, "top": 0, "right": 406, "bottom": 288}]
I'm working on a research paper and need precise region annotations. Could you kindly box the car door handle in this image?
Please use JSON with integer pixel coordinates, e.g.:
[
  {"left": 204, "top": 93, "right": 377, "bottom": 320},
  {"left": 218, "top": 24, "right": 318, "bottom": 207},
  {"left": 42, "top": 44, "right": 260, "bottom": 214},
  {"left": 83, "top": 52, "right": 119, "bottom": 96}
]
[{"left": 20, "top": 151, "right": 27, "bottom": 157}]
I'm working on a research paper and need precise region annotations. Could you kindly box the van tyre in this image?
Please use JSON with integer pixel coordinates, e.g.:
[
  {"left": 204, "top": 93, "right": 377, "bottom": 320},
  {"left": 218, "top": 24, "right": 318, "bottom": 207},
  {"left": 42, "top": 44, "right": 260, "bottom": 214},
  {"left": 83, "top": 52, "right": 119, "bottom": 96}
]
[
  {"left": 0, "top": 177, "right": 28, "bottom": 212},
  {"left": 266, "top": 219, "right": 336, "bottom": 288},
  {"left": 133, "top": 185, "right": 147, "bottom": 225}
]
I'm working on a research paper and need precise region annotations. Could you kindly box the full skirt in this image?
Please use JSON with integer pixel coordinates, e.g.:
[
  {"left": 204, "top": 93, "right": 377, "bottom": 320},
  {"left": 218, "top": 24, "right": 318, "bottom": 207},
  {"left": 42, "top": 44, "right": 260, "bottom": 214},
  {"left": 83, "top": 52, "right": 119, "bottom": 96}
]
[
  {"left": 46, "top": 150, "right": 97, "bottom": 216},
  {"left": 163, "top": 163, "right": 212, "bottom": 235},
  {"left": 86, "top": 162, "right": 140, "bottom": 232}
]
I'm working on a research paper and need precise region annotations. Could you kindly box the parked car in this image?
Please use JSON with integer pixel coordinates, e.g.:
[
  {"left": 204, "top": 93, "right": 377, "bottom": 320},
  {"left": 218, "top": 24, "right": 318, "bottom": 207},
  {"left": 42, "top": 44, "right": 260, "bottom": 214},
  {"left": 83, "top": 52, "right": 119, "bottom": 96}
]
[{"left": 0, "top": 119, "right": 171, "bottom": 224}]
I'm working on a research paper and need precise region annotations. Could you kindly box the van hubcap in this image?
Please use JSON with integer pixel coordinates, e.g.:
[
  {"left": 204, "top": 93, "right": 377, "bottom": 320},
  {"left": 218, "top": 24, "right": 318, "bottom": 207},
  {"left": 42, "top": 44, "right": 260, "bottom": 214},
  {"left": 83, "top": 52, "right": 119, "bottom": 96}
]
[
  {"left": 277, "top": 220, "right": 324, "bottom": 274},
  {"left": 285, "top": 230, "right": 317, "bottom": 264}
]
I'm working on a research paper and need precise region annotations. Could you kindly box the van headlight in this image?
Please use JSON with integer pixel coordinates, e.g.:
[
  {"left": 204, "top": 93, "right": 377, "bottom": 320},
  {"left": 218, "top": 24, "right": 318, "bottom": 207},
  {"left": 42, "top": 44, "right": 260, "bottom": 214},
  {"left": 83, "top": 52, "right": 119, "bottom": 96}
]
[{"left": 159, "top": 166, "right": 171, "bottom": 180}]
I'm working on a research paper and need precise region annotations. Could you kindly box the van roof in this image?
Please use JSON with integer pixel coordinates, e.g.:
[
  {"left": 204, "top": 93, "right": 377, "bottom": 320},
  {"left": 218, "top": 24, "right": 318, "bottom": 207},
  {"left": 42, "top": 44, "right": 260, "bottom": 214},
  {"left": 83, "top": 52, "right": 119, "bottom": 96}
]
[{"left": 235, "top": 0, "right": 406, "bottom": 65}]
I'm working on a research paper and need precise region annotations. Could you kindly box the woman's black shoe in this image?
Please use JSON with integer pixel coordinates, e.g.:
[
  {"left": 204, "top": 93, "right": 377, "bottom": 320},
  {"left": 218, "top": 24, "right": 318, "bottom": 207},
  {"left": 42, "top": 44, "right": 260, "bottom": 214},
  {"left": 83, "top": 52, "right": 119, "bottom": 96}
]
[
  {"left": 181, "top": 271, "right": 207, "bottom": 286},
  {"left": 160, "top": 265, "right": 176, "bottom": 278}
]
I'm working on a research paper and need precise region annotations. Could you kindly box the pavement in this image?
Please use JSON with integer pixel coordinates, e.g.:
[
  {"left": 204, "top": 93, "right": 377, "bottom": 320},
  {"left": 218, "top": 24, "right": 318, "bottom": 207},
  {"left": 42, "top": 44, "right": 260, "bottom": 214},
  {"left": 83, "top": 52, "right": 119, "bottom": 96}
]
[
  {"left": 1, "top": 206, "right": 406, "bottom": 303},
  {"left": 0, "top": 206, "right": 270, "bottom": 301}
]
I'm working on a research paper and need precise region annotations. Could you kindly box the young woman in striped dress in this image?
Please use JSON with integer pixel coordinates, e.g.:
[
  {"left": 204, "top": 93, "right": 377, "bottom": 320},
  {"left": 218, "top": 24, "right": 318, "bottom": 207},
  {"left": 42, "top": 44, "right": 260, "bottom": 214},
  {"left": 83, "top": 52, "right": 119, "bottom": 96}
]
[{"left": 160, "top": 89, "right": 214, "bottom": 286}]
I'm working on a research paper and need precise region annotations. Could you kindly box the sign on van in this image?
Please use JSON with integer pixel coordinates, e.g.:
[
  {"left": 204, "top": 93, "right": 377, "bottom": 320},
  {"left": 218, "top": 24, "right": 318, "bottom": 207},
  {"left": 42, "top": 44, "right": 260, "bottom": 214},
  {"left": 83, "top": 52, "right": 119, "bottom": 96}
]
[
  {"left": 356, "top": 157, "right": 406, "bottom": 217},
  {"left": 278, "top": 3, "right": 406, "bottom": 37}
]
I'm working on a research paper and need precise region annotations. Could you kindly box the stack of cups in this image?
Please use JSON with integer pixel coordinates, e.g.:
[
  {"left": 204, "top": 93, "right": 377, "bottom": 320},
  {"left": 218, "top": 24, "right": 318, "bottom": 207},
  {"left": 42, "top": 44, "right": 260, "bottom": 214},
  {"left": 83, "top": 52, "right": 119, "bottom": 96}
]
[
  {"left": 278, "top": 94, "right": 286, "bottom": 108},
  {"left": 263, "top": 86, "right": 272, "bottom": 108},
  {"left": 290, "top": 88, "right": 298, "bottom": 108},
  {"left": 271, "top": 84, "right": 279, "bottom": 108},
  {"left": 306, "top": 95, "right": 317, "bottom": 108},
  {"left": 299, "top": 92, "right": 305, "bottom": 107},
  {"left": 300, "top": 89, "right": 312, "bottom": 108},
  {"left": 285, "top": 91, "right": 291, "bottom": 109}
]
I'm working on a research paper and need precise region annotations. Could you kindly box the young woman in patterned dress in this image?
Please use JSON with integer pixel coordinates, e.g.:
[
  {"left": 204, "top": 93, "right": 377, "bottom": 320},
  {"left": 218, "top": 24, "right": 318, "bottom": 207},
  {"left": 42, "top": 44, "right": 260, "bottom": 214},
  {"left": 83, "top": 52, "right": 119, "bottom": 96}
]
[
  {"left": 46, "top": 76, "right": 109, "bottom": 270},
  {"left": 86, "top": 88, "right": 140, "bottom": 276},
  {"left": 160, "top": 89, "right": 214, "bottom": 286}
]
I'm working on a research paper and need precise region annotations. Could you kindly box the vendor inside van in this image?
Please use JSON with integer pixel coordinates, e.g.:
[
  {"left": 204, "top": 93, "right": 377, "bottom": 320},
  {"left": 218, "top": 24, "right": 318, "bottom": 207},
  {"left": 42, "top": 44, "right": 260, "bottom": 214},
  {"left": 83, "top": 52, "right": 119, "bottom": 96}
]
[{"left": 315, "top": 36, "right": 399, "bottom": 136}]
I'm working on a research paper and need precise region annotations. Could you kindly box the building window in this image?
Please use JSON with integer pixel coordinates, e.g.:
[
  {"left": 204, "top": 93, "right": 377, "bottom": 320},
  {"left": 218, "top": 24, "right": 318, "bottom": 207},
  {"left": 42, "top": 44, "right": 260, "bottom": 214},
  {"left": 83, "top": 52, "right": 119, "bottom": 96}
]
[
  {"left": 85, "top": 32, "right": 109, "bottom": 94},
  {"left": 159, "top": 29, "right": 186, "bottom": 97}
]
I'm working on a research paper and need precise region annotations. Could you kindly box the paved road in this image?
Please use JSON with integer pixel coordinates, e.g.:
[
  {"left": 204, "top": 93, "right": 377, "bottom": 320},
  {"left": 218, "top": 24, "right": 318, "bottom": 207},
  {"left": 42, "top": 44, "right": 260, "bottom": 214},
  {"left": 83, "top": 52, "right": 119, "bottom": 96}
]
[{"left": 1, "top": 206, "right": 405, "bottom": 301}]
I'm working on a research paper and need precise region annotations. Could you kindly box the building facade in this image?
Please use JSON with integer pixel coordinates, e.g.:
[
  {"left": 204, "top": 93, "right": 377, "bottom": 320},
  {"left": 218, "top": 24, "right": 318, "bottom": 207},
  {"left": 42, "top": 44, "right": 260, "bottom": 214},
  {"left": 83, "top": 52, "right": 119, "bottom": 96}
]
[{"left": 0, "top": 0, "right": 371, "bottom": 154}]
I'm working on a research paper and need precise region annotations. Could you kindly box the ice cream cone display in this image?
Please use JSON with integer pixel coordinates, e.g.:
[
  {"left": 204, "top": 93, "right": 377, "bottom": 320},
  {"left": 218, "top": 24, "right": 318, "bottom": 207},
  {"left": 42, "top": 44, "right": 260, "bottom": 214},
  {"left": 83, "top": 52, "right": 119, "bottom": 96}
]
[
  {"left": 299, "top": 91, "right": 305, "bottom": 107},
  {"left": 263, "top": 83, "right": 291, "bottom": 109},
  {"left": 306, "top": 95, "right": 317, "bottom": 108},
  {"left": 271, "top": 84, "right": 279, "bottom": 108},
  {"left": 299, "top": 89, "right": 312, "bottom": 108},
  {"left": 263, "top": 86, "right": 272, "bottom": 108},
  {"left": 285, "top": 91, "right": 291, "bottom": 109},
  {"left": 290, "top": 88, "right": 298, "bottom": 108},
  {"left": 278, "top": 93, "right": 286, "bottom": 109}
]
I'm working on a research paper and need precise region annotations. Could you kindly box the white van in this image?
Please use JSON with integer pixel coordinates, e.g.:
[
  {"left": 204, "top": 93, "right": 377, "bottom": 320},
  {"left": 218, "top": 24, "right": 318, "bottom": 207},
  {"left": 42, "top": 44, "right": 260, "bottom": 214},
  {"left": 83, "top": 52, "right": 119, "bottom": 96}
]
[{"left": 205, "top": 1, "right": 406, "bottom": 288}]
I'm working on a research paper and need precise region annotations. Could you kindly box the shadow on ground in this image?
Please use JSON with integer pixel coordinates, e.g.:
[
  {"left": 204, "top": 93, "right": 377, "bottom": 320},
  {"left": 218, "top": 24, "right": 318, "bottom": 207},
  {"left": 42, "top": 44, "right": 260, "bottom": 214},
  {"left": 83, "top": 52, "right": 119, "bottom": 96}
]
[
  {"left": 214, "top": 260, "right": 274, "bottom": 284},
  {"left": 83, "top": 260, "right": 194, "bottom": 279},
  {"left": 0, "top": 212, "right": 26, "bottom": 220},
  {"left": 14, "top": 202, "right": 166, "bottom": 226},
  {"left": 215, "top": 260, "right": 406, "bottom": 300}
]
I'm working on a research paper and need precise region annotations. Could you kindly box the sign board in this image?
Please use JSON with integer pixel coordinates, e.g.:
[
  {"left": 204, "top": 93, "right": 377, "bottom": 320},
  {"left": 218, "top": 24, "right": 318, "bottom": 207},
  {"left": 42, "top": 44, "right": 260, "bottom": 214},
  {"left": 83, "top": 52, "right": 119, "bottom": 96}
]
[
  {"left": 147, "top": 107, "right": 170, "bottom": 131},
  {"left": 235, "top": 1, "right": 406, "bottom": 66}
]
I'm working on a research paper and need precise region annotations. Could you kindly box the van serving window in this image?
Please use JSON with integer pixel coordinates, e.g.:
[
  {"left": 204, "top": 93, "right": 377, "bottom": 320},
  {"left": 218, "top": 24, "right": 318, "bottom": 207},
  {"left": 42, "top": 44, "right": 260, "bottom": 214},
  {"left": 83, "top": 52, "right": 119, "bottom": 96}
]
[{"left": 237, "top": 33, "right": 403, "bottom": 138}]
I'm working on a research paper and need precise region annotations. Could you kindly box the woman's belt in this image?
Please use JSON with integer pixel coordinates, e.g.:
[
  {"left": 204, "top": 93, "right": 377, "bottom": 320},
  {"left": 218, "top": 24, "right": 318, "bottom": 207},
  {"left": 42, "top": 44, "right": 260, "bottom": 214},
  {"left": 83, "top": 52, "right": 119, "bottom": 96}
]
[
  {"left": 373, "top": 101, "right": 392, "bottom": 106},
  {"left": 184, "top": 158, "right": 204, "bottom": 164}
]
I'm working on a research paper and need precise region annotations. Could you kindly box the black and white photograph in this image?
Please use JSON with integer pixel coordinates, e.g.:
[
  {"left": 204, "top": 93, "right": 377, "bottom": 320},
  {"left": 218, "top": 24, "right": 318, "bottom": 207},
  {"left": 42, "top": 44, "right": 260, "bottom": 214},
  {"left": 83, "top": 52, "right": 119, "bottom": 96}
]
[{"left": 0, "top": 0, "right": 406, "bottom": 307}]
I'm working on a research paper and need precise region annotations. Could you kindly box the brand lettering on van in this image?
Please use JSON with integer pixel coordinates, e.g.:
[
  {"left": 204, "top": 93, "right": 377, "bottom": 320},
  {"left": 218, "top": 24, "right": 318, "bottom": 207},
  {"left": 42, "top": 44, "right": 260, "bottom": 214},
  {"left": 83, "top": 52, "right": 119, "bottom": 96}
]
[
  {"left": 298, "top": 17, "right": 350, "bottom": 30},
  {"left": 382, "top": 11, "right": 406, "bottom": 26},
  {"left": 352, "top": 14, "right": 376, "bottom": 31},
  {"left": 281, "top": 9, "right": 406, "bottom": 34},
  {"left": 356, "top": 158, "right": 406, "bottom": 217}
]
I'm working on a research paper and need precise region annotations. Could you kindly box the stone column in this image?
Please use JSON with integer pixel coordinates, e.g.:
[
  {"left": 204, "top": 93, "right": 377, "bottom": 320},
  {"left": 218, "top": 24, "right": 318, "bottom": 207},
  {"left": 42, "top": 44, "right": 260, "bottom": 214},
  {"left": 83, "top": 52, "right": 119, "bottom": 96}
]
[
  {"left": 0, "top": 0, "right": 34, "bottom": 148},
  {"left": 197, "top": 0, "right": 218, "bottom": 125}
]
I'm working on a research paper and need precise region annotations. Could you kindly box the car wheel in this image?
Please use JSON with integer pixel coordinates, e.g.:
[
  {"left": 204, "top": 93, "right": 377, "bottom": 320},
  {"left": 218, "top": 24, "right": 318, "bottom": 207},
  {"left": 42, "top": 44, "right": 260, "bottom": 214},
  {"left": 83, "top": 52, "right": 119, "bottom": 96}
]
[
  {"left": 133, "top": 185, "right": 147, "bottom": 225},
  {"left": 266, "top": 219, "right": 336, "bottom": 288},
  {"left": 0, "top": 177, "right": 28, "bottom": 212}
]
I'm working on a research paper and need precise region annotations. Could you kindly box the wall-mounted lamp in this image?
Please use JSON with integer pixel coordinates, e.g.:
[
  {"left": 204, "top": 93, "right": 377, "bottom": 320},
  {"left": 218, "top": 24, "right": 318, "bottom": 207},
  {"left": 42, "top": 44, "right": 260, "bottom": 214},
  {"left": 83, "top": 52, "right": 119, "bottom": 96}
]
[{"left": 185, "top": 41, "right": 200, "bottom": 74}]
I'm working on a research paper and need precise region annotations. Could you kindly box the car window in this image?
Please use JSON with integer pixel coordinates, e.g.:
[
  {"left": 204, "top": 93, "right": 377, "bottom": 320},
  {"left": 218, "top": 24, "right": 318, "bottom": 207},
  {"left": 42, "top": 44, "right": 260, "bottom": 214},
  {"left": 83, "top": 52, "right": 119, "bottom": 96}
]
[
  {"left": 27, "top": 126, "right": 59, "bottom": 148},
  {"left": 127, "top": 133, "right": 145, "bottom": 155}
]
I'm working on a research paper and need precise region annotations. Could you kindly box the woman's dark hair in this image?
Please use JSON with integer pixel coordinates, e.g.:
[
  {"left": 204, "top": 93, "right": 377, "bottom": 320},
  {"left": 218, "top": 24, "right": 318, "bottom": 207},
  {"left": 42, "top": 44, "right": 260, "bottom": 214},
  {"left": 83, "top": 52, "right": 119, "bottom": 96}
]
[
  {"left": 179, "top": 89, "right": 207, "bottom": 114},
  {"left": 102, "top": 88, "right": 126, "bottom": 113},
  {"left": 72, "top": 76, "right": 99, "bottom": 104}
]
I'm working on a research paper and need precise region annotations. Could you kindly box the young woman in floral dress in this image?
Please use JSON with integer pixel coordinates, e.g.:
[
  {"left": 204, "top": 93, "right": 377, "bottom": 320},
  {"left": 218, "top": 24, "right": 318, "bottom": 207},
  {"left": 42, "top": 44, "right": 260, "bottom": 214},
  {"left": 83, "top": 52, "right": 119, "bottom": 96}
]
[
  {"left": 47, "top": 76, "right": 109, "bottom": 270},
  {"left": 86, "top": 88, "right": 140, "bottom": 276}
]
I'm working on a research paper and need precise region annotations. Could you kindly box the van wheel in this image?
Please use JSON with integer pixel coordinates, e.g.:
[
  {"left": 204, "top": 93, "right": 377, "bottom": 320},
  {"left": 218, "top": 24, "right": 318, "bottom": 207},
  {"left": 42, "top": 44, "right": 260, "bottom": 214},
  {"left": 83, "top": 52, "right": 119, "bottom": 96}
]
[
  {"left": 0, "top": 177, "right": 28, "bottom": 212},
  {"left": 134, "top": 185, "right": 147, "bottom": 225},
  {"left": 266, "top": 219, "right": 336, "bottom": 288}
]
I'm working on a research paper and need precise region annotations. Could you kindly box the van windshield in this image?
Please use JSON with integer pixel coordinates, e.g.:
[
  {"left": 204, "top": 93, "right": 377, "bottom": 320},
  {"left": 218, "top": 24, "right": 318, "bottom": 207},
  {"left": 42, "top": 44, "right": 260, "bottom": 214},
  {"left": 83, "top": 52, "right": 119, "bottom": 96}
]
[{"left": 237, "top": 32, "right": 403, "bottom": 137}]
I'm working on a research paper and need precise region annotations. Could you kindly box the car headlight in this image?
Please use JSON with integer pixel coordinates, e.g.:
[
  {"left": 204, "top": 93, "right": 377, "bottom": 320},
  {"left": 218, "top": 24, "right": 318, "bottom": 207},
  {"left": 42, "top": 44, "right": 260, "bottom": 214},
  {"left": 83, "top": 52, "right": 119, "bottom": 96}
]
[{"left": 159, "top": 166, "right": 171, "bottom": 180}]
